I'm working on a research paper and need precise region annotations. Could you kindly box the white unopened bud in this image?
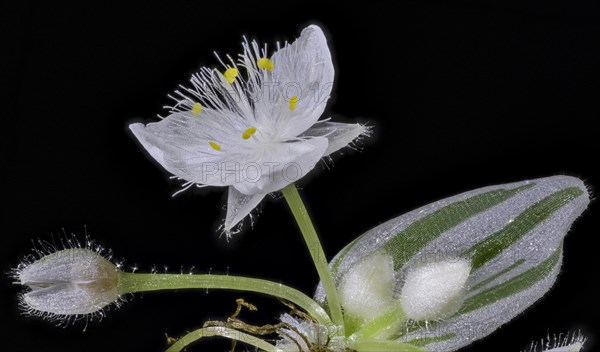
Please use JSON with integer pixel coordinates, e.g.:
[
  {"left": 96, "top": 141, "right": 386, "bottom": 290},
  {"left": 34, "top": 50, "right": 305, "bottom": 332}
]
[
  {"left": 339, "top": 252, "right": 396, "bottom": 322},
  {"left": 525, "top": 331, "right": 586, "bottom": 352},
  {"left": 17, "top": 248, "right": 120, "bottom": 317},
  {"left": 546, "top": 343, "right": 585, "bottom": 352},
  {"left": 399, "top": 257, "right": 471, "bottom": 321}
]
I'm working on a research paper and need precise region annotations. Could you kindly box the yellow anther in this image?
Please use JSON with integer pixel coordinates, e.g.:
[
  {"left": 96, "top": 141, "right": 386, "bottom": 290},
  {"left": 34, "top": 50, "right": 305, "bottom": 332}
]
[
  {"left": 192, "top": 102, "right": 203, "bottom": 115},
  {"left": 223, "top": 68, "right": 238, "bottom": 84},
  {"left": 209, "top": 141, "right": 221, "bottom": 151},
  {"left": 257, "top": 57, "right": 274, "bottom": 71},
  {"left": 289, "top": 96, "right": 298, "bottom": 110},
  {"left": 242, "top": 127, "right": 257, "bottom": 140}
]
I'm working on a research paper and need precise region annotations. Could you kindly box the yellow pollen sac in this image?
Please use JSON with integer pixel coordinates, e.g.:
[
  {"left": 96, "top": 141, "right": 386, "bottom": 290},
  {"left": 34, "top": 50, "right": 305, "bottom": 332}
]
[
  {"left": 223, "top": 68, "right": 238, "bottom": 84},
  {"left": 257, "top": 57, "right": 274, "bottom": 71},
  {"left": 289, "top": 96, "right": 298, "bottom": 110},
  {"left": 192, "top": 102, "right": 203, "bottom": 115},
  {"left": 209, "top": 141, "right": 221, "bottom": 151},
  {"left": 242, "top": 127, "right": 257, "bottom": 140}
]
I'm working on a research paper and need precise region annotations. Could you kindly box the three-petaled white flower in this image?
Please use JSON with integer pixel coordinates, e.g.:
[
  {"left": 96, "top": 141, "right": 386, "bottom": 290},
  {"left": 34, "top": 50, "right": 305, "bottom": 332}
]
[{"left": 129, "top": 25, "right": 367, "bottom": 234}]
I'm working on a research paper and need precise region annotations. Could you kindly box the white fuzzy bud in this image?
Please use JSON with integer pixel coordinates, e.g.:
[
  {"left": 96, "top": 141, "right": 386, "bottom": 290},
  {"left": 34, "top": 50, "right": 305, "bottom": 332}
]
[
  {"left": 546, "top": 343, "right": 585, "bottom": 352},
  {"left": 17, "top": 248, "right": 120, "bottom": 316},
  {"left": 339, "top": 252, "right": 396, "bottom": 322},
  {"left": 400, "top": 257, "right": 471, "bottom": 321}
]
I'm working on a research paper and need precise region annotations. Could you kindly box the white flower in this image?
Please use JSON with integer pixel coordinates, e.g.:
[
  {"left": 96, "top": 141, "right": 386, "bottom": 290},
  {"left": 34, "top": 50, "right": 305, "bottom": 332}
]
[{"left": 129, "top": 25, "right": 368, "bottom": 234}]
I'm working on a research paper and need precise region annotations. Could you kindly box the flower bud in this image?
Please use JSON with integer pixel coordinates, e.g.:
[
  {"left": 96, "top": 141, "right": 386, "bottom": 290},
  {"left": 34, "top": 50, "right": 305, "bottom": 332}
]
[
  {"left": 339, "top": 252, "right": 396, "bottom": 322},
  {"left": 17, "top": 248, "right": 120, "bottom": 316},
  {"left": 525, "top": 331, "right": 586, "bottom": 352},
  {"left": 399, "top": 257, "right": 471, "bottom": 321}
]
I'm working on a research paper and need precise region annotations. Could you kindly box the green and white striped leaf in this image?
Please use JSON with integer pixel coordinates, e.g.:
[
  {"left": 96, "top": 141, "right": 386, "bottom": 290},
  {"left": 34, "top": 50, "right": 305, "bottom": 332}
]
[{"left": 316, "top": 176, "right": 589, "bottom": 352}]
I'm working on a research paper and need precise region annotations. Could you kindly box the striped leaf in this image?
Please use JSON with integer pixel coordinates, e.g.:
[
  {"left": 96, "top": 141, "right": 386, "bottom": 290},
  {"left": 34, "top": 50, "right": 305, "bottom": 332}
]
[{"left": 316, "top": 176, "right": 589, "bottom": 351}]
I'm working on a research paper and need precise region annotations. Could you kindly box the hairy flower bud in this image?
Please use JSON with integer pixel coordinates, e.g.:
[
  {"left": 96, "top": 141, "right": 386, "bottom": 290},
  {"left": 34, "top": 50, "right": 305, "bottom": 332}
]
[
  {"left": 17, "top": 248, "right": 120, "bottom": 316},
  {"left": 524, "top": 331, "right": 586, "bottom": 352},
  {"left": 399, "top": 258, "right": 471, "bottom": 321},
  {"left": 339, "top": 252, "right": 396, "bottom": 322}
]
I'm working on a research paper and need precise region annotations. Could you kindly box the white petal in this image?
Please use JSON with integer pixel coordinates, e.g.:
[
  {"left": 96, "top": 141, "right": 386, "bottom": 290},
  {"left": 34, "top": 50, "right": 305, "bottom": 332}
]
[
  {"left": 300, "top": 121, "right": 367, "bottom": 155},
  {"left": 257, "top": 25, "right": 334, "bottom": 138},
  {"left": 232, "top": 137, "right": 328, "bottom": 195},
  {"left": 130, "top": 121, "right": 187, "bottom": 178},
  {"left": 131, "top": 112, "right": 329, "bottom": 195},
  {"left": 130, "top": 111, "right": 256, "bottom": 187},
  {"left": 224, "top": 187, "right": 266, "bottom": 232}
]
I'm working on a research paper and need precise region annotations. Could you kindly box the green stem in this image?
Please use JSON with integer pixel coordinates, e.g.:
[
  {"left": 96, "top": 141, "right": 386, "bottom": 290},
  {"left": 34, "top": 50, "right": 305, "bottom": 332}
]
[
  {"left": 118, "top": 272, "right": 332, "bottom": 326},
  {"left": 281, "top": 184, "right": 344, "bottom": 334},
  {"left": 165, "top": 326, "right": 281, "bottom": 352},
  {"left": 349, "top": 303, "right": 406, "bottom": 341}
]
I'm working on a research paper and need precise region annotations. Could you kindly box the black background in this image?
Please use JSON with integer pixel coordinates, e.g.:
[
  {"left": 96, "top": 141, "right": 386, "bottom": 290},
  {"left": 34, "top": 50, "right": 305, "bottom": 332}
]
[{"left": 2, "top": 1, "right": 599, "bottom": 351}]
